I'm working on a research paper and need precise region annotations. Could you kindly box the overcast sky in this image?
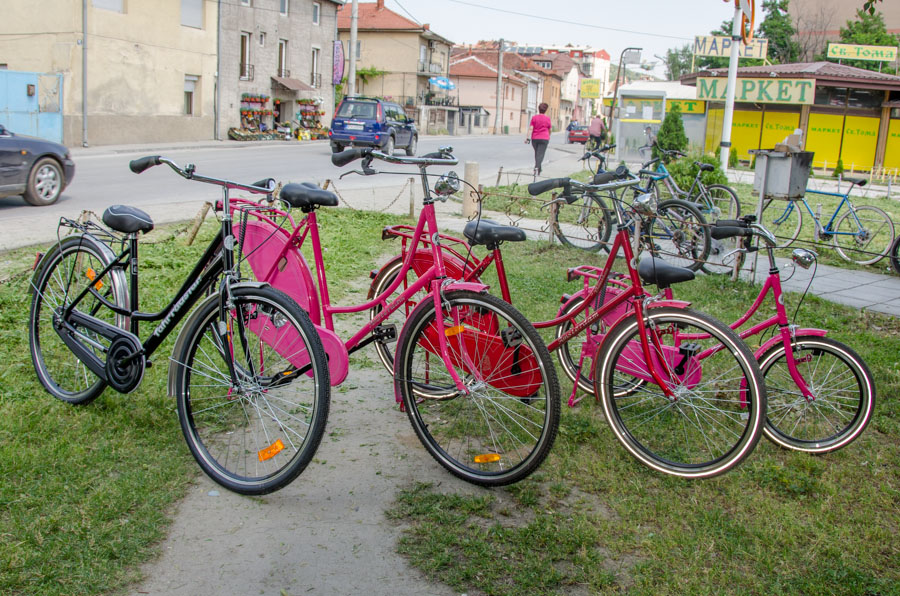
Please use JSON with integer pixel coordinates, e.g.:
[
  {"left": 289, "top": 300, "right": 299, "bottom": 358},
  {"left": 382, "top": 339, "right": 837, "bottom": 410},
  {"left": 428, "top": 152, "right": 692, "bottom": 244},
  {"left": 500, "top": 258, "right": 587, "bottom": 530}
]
[{"left": 379, "top": 0, "right": 736, "bottom": 77}]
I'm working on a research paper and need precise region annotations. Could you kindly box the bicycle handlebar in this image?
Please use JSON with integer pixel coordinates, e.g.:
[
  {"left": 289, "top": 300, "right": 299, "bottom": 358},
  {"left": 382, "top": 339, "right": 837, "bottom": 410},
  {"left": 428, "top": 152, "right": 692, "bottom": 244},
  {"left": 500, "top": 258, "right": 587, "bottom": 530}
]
[
  {"left": 128, "top": 155, "right": 275, "bottom": 195},
  {"left": 710, "top": 215, "right": 778, "bottom": 247},
  {"left": 527, "top": 166, "right": 640, "bottom": 198},
  {"left": 331, "top": 146, "right": 458, "bottom": 168}
]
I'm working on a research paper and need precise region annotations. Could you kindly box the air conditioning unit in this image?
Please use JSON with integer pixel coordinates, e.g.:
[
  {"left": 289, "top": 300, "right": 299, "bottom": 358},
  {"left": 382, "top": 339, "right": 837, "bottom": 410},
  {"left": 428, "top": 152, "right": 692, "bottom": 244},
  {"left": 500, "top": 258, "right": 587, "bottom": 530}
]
[{"left": 428, "top": 40, "right": 436, "bottom": 50}]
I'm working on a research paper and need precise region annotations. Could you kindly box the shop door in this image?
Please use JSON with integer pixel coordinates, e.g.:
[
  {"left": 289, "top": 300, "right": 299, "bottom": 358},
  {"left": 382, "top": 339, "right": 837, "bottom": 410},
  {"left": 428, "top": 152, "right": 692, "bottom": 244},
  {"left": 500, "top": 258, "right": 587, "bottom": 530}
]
[{"left": 0, "top": 71, "right": 63, "bottom": 143}]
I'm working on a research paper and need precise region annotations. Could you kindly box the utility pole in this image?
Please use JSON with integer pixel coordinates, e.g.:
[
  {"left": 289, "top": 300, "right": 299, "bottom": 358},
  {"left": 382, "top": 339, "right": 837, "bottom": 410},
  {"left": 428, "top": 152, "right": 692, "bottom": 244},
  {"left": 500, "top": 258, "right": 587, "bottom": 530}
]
[
  {"left": 495, "top": 38, "right": 503, "bottom": 135},
  {"left": 608, "top": 47, "right": 640, "bottom": 131},
  {"left": 720, "top": 1, "right": 743, "bottom": 171},
  {"left": 347, "top": 0, "right": 358, "bottom": 97}
]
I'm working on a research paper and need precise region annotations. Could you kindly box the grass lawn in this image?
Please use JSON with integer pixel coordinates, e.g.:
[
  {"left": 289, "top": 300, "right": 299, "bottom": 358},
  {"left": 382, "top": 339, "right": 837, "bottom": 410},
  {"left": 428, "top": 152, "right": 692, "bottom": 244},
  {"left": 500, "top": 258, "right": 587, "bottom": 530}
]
[{"left": 1, "top": 206, "right": 898, "bottom": 595}]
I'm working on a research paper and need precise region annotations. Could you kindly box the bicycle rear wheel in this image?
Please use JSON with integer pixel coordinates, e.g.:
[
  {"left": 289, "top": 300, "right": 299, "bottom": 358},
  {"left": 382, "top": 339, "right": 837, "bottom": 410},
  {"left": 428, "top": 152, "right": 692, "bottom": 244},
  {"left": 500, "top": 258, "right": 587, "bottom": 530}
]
[
  {"left": 29, "top": 234, "right": 129, "bottom": 404},
  {"left": 831, "top": 205, "right": 895, "bottom": 266},
  {"left": 173, "top": 285, "right": 330, "bottom": 495},
  {"left": 890, "top": 235, "right": 900, "bottom": 276},
  {"left": 553, "top": 192, "right": 613, "bottom": 252},
  {"left": 394, "top": 290, "right": 560, "bottom": 486},
  {"left": 595, "top": 307, "right": 767, "bottom": 478},
  {"left": 645, "top": 199, "right": 710, "bottom": 272},
  {"left": 759, "top": 198, "right": 802, "bottom": 248},
  {"left": 759, "top": 336, "right": 874, "bottom": 453}
]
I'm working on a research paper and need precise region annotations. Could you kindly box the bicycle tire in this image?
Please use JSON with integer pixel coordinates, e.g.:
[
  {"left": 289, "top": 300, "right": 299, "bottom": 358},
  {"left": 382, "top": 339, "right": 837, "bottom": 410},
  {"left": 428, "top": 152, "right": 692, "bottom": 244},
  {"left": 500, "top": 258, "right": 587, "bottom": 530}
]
[
  {"left": 394, "top": 290, "right": 560, "bottom": 486},
  {"left": 758, "top": 336, "right": 874, "bottom": 453},
  {"left": 701, "top": 185, "right": 743, "bottom": 274},
  {"left": 890, "top": 235, "right": 900, "bottom": 276},
  {"left": 831, "top": 205, "right": 895, "bottom": 266},
  {"left": 595, "top": 306, "right": 767, "bottom": 478},
  {"left": 172, "top": 285, "right": 330, "bottom": 495},
  {"left": 29, "top": 234, "right": 130, "bottom": 405},
  {"left": 553, "top": 191, "right": 613, "bottom": 252},
  {"left": 759, "top": 198, "right": 802, "bottom": 249},
  {"left": 645, "top": 199, "right": 710, "bottom": 272}
]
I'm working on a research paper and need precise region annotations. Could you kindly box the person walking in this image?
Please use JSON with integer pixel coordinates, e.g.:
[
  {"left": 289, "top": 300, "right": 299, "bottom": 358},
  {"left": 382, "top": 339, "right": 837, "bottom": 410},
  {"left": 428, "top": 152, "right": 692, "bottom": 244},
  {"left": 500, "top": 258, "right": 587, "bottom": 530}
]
[
  {"left": 588, "top": 114, "right": 607, "bottom": 149},
  {"left": 526, "top": 102, "right": 552, "bottom": 176}
]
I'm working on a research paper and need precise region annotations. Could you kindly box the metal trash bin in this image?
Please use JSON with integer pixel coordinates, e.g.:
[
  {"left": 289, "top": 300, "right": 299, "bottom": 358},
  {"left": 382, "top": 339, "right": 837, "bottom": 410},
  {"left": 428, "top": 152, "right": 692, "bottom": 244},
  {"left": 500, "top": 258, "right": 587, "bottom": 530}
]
[{"left": 751, "top": 149, "right": 813, "bottom": 200}]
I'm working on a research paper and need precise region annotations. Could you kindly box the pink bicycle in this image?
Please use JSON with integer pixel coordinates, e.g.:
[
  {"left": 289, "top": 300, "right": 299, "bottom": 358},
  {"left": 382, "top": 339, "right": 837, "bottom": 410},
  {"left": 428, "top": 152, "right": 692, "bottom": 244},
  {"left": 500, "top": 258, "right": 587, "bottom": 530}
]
[
  {"left": 367, "top": 166, "right": 768, "bottom": 478},
  {"left": 226, "top": 147, "right": 561, "bottom": 486}
]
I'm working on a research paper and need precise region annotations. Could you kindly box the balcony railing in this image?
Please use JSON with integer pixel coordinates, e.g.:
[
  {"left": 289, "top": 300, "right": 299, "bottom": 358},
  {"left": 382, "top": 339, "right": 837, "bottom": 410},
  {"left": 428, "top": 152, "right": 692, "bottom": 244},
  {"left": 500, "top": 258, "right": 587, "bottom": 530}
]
[
  {"left": 310, "top": 72, "right": 322, "bottom": 88},
  {"left": 417, "top": 61, "right": 445, "bottom": 75},
  {"left": 277, "top": 68, "right": 290, "bottom": 78},
  {"left": 240, "top": 63, "right": 254, "bottom": 80}
]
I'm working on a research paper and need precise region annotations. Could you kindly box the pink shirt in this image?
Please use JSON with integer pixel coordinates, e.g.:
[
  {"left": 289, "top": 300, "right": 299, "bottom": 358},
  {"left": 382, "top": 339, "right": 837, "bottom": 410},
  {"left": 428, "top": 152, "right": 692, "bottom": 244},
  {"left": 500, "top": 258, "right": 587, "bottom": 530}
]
[
  {"left": 588, "top": 117, "right": 606, "bottom": 136},
  {"left": 530, "top": 114, "right": 551, "bottom": 141}
]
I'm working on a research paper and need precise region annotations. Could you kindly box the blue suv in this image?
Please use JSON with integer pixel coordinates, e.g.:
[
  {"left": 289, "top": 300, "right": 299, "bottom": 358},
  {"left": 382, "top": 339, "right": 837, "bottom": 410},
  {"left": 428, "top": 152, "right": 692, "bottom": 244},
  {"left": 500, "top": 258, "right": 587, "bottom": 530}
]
[{"left": 328, "top": 97, "right": 417, "bottom": 156}]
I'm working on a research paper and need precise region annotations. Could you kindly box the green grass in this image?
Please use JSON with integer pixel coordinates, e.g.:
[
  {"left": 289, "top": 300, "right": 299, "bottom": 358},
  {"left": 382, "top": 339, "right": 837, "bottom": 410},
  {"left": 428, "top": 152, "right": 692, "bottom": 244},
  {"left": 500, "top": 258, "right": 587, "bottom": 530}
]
[{"left": 2, "top": 205, "right": 899, "bottom": 595}]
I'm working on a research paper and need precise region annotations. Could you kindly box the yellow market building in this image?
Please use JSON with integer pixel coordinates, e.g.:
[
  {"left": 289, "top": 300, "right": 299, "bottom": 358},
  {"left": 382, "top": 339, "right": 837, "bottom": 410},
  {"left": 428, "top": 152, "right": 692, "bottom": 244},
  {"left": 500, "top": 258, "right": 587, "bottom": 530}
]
[{"left": 681, "top": 62, "right": 900, "bottom": 173}]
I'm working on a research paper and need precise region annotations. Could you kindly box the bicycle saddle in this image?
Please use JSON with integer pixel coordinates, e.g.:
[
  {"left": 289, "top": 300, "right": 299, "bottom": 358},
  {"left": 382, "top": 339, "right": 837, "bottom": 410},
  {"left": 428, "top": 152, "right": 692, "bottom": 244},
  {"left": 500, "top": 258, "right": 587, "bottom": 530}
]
[
  {"left": 102, "top": 205, "right": 154, "bottom": 234},
  {"left": 463, "top": 219, "right": 526, "bottom": 247},
  {"left": 694, "top": 162, "right": 715, "bottom": 172},
  {"left": 637, "top": 256, "right": 695, "bottom": 290},
  {"left": 842, "top": 177, "right": 867, "bottom": 187},
  {"left": 280, "top": 182, "right": 339, "bottom": 212}
]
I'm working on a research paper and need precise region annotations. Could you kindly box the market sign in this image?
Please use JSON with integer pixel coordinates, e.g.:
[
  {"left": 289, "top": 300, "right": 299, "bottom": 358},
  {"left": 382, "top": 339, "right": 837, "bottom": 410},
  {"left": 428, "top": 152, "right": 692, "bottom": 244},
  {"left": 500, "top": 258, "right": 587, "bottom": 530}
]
[
  {"left": 666, "top": 99, "right": 706, "bottom": 114},
  {"left": 581, "top": 79, "right": 601, "bottom": 98},
  {"left": 697, "top": 77, "right": 815, "bottom": 105},
  {"left": 693, "top": 36, "right": 768, "bottom": 59},
  {"left": 826, "top": 43, "right": 898, "bottom": 62}
]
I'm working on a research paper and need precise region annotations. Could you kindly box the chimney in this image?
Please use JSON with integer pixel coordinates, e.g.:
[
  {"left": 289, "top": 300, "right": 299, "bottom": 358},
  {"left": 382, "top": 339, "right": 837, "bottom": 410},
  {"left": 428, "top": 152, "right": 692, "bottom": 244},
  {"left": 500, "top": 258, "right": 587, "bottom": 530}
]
[
  {"left": 423, "top": 23, "right": 430, "bottom": 30},
  {"left": 376, "top": 0, "right": 384, "bottom": 8}
]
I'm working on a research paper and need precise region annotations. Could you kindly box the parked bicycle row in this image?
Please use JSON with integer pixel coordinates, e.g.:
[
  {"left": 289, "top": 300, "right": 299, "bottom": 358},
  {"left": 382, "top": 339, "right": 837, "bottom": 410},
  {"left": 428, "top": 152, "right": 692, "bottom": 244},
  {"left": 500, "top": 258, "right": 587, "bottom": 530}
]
[{"left": 27, "top": 145, "right": 876, "bottom": 496}]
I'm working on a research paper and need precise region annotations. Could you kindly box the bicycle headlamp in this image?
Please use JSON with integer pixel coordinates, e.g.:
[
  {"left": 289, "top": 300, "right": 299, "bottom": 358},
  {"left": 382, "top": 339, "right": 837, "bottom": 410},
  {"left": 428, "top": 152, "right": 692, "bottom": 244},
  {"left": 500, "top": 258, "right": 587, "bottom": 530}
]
[
  {"left": 791, "top": 248, "right": 816, "bottom": 270},
  {"left": 633, "top": 192, "right": 657, "bottom": 216},
  {"left": 434, "top": 171, "right": 460, "bottom": 196}
]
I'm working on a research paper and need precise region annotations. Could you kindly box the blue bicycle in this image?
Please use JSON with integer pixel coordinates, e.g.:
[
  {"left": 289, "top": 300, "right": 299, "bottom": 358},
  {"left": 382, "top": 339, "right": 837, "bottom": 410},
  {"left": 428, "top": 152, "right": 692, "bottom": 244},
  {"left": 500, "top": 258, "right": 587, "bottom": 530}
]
[{"left": 760, "top": 177, "right": 895, "bottom": 266}]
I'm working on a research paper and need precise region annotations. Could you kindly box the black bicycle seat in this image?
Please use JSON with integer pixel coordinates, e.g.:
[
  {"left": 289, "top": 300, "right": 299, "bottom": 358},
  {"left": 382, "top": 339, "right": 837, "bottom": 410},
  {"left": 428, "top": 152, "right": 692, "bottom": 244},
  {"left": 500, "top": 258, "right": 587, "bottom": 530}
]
[
  {"left": 843, "top": 177, "right": 867, "bottom": 187},
  {"left": 694, "top": 162, "right": 715, "bottom": 172},
  {"left": 102, "top": 205, "right": 154, "bottom": 234},
  {"left": 281, "top": 182, "right": 339, "bottom": 212},
  {"left": 637, "top": 257, "right": 695, "bottom": 289},
  {"left": 463, "top": 219, "right": 526, "bottom": 247}
]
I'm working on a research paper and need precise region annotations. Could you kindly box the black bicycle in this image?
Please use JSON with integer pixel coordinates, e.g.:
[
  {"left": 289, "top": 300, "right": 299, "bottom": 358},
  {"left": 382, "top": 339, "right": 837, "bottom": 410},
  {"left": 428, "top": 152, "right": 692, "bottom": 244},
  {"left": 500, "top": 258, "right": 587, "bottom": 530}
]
[{"left": 28, "top": 156, "right": 331, "bottom": 495}]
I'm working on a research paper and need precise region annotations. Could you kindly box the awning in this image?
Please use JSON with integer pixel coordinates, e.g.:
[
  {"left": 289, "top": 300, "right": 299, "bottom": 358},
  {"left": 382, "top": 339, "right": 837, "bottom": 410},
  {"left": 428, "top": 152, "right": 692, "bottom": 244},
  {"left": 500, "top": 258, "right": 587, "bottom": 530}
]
[{"left": 271, "top": 76, "right": 315, "bottom": 92}]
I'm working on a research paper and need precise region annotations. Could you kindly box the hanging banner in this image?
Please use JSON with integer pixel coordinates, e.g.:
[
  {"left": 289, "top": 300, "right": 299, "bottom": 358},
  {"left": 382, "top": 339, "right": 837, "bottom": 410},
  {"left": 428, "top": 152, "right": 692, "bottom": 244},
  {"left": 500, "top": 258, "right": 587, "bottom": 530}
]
[
  {"left": 333, "top": 40, "right": 345, "bottom": 85},
  {"left": 826, "top": 43, "right": 898, "bottom": 62},
  {"left": 697, "top": 77, "right": 815, "bottom": 104},
  {"left": 581, "top": 79, "right": 601, "bottom": 98},
  {"left": 693, "top": 36, "right": 768, "bottom": 59}
]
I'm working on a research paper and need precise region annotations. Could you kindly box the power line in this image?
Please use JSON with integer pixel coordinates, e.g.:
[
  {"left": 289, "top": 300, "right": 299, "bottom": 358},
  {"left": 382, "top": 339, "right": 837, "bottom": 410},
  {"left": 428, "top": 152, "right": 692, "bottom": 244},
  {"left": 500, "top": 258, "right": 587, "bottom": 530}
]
[
  {"left": 391, "top": 0, "right": 422, "bottom": 25},
  {"left": 446, "top": 0, "right": 693, "bottom": 42}
]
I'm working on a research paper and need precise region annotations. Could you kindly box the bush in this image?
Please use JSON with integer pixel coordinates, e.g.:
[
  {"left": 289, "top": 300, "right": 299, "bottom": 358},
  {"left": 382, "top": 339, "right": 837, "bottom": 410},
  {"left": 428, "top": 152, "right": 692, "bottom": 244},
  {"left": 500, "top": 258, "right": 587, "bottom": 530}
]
[
  {"left": 833, "top": 159, "right": 845, "bottom": 178},
  {"left": 654, "top": 103, "right": 688, "bottom": 162},
  {"left": 666, "top": 151, "right": 729, "bottom": 190}
]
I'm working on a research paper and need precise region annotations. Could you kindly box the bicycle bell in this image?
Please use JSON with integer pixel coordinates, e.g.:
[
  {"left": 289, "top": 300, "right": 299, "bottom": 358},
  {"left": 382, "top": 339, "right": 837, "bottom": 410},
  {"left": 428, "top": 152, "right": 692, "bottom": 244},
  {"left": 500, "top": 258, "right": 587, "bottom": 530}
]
[
  {"left": 633, "top": 192, "right": 658, "bottom": 216},
  {"left": 791, "top": 248, "right": 817, "bottom": 270},
  {"left": 434, "top": 171, "right": 460, "bottom": 196}
]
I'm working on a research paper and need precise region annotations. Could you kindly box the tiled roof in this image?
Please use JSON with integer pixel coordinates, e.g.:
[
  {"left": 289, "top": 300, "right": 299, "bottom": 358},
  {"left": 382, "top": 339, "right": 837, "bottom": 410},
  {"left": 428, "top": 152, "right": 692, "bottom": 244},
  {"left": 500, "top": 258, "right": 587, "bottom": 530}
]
[
  {"left": 682, "top": 61, "right": 900, "bottom": 87},
  {"left": 450, "top": 48, "right": 554, "bottom": 77},
  {"left": 449, "top": 56, "right": 525, "bottom": 84},
  {"left": 337, "top": 1, "right": 419, "bottom": 30}
]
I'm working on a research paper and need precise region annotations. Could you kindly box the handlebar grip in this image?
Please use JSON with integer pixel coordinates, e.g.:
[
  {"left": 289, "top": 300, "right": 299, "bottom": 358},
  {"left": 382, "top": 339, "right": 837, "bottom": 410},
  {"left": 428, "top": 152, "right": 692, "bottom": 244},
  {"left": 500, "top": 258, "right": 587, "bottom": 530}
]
[
  {"left": 129, "top": 155, "right": 162, "bottom": 174},
  {"left": 527, "top": 178, "right": 569, "bottom": 196},
  {"left": 592, "top": 171, "right": 619, "bottom": 185},
  {"left": 331, "top": 147, "right": 372, "bottom": 167},
  {"left": 716, "top": 219, "right": 747, "bottom": 228},
  {"left": 710, "top": 226, "right": 752, "bottom": 240},
  {"left": 251, "top": 178, "right": 276, "bottom": 191},
  {"left": 605, "top": 144, "right": 616, "bottom": 150}
]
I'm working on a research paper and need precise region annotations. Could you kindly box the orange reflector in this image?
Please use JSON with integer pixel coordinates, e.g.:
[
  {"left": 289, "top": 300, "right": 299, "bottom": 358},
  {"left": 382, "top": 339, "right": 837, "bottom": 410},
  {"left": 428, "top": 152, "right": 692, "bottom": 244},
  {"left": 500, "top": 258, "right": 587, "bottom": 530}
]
[
  {"left": 445, "top": 325, "right": 464, "bottom": 337},
  {"left": 258, "top": 439, "right": 285, "bottom": 462},
  {"left": 474, "top": 453, "right": 501, "bottom": 464},
  {"left": 85, "top": 268, "right": 103, "bottom": 290}
]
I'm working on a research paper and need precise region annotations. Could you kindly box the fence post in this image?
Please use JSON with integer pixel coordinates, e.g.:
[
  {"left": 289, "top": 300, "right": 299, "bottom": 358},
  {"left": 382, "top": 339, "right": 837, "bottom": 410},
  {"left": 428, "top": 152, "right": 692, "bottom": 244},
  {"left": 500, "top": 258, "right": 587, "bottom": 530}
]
[
  {"left": 185, "top": 202, "right": 212, "bottom": 246},
  {"left": 463, "top": 162, "right": 479, "bottom": 219},
  {"left": 496, "top": 166, "right": 503, "bottom": 187},
  {"left": 409, "top": 177, "right": 415, "bottom": 218}
]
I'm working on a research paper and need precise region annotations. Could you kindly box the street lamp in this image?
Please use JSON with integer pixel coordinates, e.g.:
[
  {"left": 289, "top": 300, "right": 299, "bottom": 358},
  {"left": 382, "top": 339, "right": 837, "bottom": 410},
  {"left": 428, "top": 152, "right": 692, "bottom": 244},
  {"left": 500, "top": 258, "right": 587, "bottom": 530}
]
[{"left": 608, "top": 47, "right": 641, "bottom": 129}]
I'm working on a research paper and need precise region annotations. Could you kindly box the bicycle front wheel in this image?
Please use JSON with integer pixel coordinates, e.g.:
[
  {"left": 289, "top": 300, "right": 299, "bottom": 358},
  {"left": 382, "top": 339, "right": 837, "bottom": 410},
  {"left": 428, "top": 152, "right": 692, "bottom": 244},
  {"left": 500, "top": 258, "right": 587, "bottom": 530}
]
[
  {"left": 831, "top": 205, "right": 895, "bottom": 266},
  {"left": 394, "top": 290, "right": 560, "bottom": 486},
  {"left": 645, "top": 199, "right": 710, "bottom": 272},
  {"left": 29, "top": 235, "right": 129, "bottom": 405},
  {"left": 759, "top": 198, "right": 802, "bottom": 248},
  {"left": 595, "top": 307, "right": 767, "bottom": 478},
  {"left": 553, "top": 192, "right": 613, "bottom": 252},
  {"left": 890, "top": 235, "right": 900, "bottom": 276},
  {"left": 700, "top": 185, "right": 743, "bottom": 275},
  {"left": 173, "top": 285, "right": 330, "bottom": 495},
  {"left": 759, "top": 336, "right": 874, "bottom": 453}
]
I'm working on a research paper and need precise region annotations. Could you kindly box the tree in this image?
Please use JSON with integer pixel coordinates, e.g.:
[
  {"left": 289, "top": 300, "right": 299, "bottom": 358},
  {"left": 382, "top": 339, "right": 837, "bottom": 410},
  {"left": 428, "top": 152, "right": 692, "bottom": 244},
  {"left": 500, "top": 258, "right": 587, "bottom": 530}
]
[
  {"left": 757, "top": 0, "right": 799, "bottom": 64},
  {"left": 829, "top": 9, "right": 900, "bottom": 72},
  {"left": 654, "top": 103, "right": 688, "bottom": 161},
  {"left": 862, "top": 0, "right": 883, "bottom": 15},
  {"left": 662, "top": 45, "right": 693, "bottom": 80}
]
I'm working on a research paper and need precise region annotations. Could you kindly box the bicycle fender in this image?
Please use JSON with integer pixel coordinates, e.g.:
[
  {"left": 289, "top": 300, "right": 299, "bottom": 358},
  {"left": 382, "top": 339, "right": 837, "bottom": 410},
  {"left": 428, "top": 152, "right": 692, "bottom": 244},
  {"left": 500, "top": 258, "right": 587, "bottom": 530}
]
[
  {"left": 754, "top": 328, "right": 827, "bottom": 360},
  {"left": 442, "top": 281, "right": 489, "bottom": 293},
  {"left": 649, "top": 299, "right": 691, "bottom": 310}
]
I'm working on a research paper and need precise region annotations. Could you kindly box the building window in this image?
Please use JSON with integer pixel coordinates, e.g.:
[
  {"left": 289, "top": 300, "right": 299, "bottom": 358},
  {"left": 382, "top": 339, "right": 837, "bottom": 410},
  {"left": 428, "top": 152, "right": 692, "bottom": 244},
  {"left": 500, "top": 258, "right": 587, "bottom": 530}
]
[
  {"left": 180, "top": 0, "right": 202, "bottom": 28},
  {"left": 312, "top": 2, "right": 320, "bottom": 25},
  {"left": 278, "top": 40, "right": 289, "bottom": 77},
  {"left": 311, "top": 47, "right": 321, "bottom": 88},
  {"left": 92, "top": 0, "right": 124, "bottom": 12},
  {"left": 240, "top": 32, "right": 253, "bottom": 80},
  {"left": 259, "top": 32, "right": 266, "bottom": 47},
  {"left": 280, "top": 0, "right": 289, "bottom": 15},
  {"left": 184, "top": 75, "right": 198, "bottom": 116},
  {"left": 240, "top": 0, "right": 250, "bottom": 5},
  {"left": 356, "top": 40, "right": 361, "bottom": 59},
  {"left": 815, "top": 86, "right": 848, "bottom": 107}
]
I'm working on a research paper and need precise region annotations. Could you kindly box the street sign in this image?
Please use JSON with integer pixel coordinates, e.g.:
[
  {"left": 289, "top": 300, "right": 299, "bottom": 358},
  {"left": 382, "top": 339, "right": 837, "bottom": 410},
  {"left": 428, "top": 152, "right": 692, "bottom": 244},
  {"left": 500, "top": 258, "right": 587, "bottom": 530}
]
[
  {"left": 623, "top": 49, "right": 642, "bottom": 65},
  {"left": 697, "top": 77, "right": 815, "bottom": 104},
  {"left": 826, "top": 43, "right": 898, "bottom": 62},
  {"left": 693, "top": 36, "right": 768, "bottom": 59},
  {"left": 581, "top": 79, "right": 601, "bottom": 98}
]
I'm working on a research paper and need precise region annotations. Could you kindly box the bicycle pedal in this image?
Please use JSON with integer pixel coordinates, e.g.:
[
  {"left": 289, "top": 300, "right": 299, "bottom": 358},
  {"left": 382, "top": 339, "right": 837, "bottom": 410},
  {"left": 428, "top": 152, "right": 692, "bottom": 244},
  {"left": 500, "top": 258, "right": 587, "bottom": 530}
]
[
  {"left": 500, "top": 326, "right": 523, "bottom": 348},
  {"left": 373, "top": 324, "right": 397, "bottom": 343}
]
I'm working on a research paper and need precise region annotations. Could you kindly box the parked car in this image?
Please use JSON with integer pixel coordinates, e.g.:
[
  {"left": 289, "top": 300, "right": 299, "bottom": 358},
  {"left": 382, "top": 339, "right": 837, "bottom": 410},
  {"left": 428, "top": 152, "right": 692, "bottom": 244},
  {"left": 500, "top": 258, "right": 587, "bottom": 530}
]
[
  {"left": 328, "top": 97, "right": 417, "bottom": 156},
  {"left": 566, "top": 125, "right": 590, "bottom": 144},
  {"left": 0, "top": 124, "right": 75, "bottom": 206}
]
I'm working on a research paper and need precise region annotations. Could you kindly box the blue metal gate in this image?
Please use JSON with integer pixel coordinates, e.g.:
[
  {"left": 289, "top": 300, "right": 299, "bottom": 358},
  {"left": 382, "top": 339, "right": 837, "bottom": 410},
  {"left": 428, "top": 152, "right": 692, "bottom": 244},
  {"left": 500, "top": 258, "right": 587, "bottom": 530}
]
[{"left": 0, "top": 71, "right": 64, "bottom": 143}]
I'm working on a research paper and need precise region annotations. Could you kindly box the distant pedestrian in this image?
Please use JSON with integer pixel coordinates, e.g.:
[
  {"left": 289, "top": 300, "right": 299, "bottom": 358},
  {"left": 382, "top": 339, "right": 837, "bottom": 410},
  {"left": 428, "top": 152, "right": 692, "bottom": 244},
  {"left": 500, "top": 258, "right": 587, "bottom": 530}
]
[
  {"left": 588, "top": 114, "right": 607, "bottom": 148},
  {"left": 526, "top": 102, "right": 552, "bottom": 175},
  {"left": 566, "top": 119, "right": 578, "bottom": 131}
]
